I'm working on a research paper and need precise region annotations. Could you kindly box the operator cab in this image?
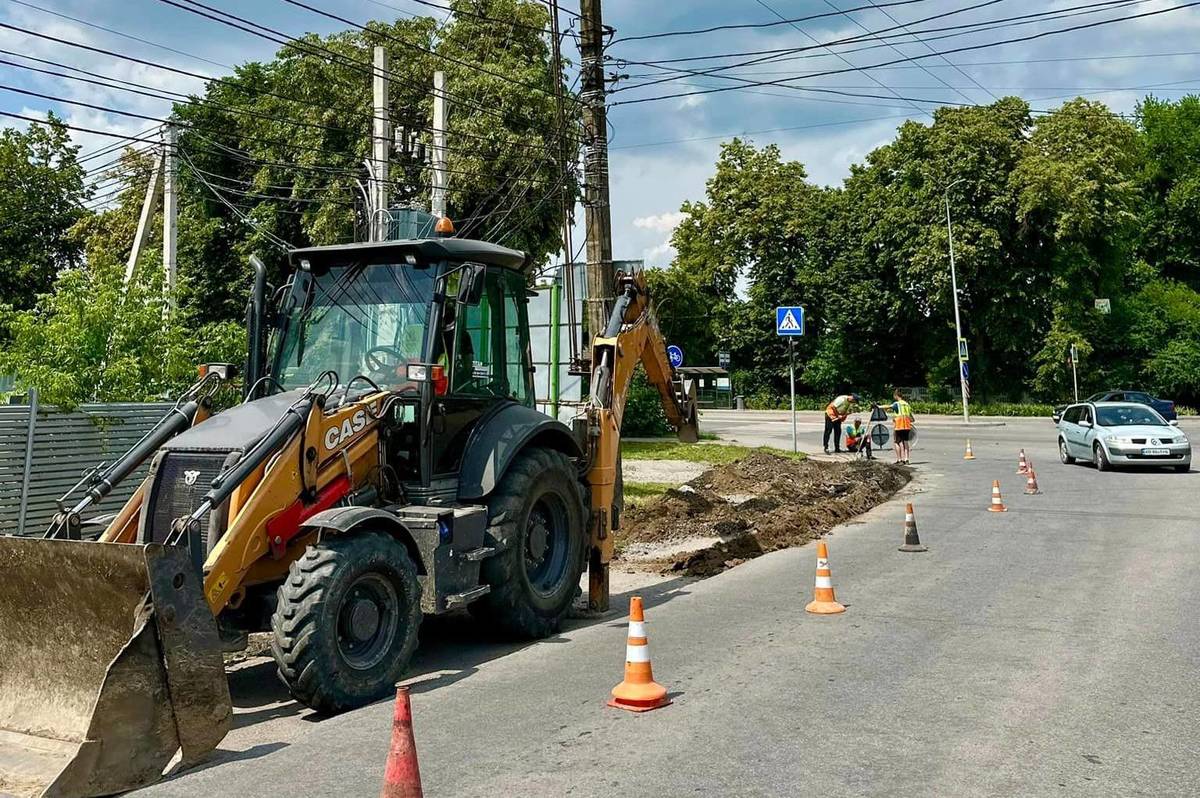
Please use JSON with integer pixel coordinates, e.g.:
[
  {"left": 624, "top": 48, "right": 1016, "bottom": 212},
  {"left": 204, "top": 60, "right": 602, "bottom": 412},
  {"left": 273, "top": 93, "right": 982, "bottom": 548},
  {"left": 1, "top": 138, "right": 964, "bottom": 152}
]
[{"left": 256, "top": 236, "right": 539, "bottom": 491}]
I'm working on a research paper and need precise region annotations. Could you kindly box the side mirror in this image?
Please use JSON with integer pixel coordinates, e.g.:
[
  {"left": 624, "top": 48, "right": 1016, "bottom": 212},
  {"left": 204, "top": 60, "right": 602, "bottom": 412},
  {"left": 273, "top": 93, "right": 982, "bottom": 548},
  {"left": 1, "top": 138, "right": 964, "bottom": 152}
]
[
  {"left": 1079, "top": 419, "right": 1092, "bottom": 428},
  {"left": 1169, "top": 419, "right": 1179, "bottom": 427},
  {"left": 457, "top": 263, "right": 486, "bottom": 306}
]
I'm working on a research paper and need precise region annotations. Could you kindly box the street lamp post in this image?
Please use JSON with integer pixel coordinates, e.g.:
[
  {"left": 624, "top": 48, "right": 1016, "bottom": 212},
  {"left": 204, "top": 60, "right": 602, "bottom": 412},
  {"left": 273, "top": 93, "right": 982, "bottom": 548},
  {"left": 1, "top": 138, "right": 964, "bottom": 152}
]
[{"left": 945, "top": 178, "right": 970, "bottom": 424}]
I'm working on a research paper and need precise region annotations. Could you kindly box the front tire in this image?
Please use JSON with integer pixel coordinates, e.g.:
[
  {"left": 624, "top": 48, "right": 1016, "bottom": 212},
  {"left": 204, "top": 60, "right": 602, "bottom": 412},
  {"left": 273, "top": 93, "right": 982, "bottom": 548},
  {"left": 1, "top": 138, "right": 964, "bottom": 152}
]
[
  {"left": 1094, "top": 442, "right": 1111, "bottom": 472},
  {"left": 271, "top": 531, "right": 422, "bottom": 714},
  {"left": 1059, "top": 438, "right": 1075, "bottom": 465},
  {"left": 470, "top": 447, "right": 586, "bottom": 638}
]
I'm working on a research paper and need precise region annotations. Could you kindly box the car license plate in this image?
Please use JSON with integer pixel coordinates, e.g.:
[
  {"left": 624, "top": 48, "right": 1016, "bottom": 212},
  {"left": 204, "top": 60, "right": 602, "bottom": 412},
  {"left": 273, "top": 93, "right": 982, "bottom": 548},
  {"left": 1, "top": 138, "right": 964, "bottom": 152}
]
[{"left": 1142, "top": 448, "right": 1170, "bottom": 456}]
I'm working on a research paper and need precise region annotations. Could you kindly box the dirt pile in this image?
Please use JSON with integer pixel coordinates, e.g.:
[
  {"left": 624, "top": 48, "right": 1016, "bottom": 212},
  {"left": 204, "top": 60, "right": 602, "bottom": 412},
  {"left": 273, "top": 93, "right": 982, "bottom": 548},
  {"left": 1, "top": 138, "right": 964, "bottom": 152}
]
[{"left": 618, "top": 452, "right": 909, "bottom": 577}]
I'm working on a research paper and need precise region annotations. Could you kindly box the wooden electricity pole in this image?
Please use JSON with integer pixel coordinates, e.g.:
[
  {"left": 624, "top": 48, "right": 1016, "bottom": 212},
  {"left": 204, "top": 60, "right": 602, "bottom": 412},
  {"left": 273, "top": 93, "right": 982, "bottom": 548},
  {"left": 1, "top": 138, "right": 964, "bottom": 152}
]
[
  {"left": 580, "top": 0, "right": 616, "bottom": 612},
  {"left": 580, "top": 0, "right": 614, "bottom": 344}
]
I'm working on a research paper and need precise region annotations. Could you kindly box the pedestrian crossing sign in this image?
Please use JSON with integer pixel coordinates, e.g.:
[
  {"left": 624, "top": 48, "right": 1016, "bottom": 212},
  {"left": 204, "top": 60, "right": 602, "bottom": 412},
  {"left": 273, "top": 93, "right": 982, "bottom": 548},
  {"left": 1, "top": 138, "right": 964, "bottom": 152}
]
[{"left": 775, "top": 306, "right": 805, "bottom": 336}]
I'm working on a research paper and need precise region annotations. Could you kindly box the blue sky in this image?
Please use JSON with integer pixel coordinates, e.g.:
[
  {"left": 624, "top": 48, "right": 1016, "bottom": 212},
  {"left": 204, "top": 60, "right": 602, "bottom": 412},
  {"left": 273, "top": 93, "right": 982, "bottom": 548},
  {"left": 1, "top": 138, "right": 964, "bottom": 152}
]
[{"left": 2, "top": 0, "right": 1199, "bottom": 265}]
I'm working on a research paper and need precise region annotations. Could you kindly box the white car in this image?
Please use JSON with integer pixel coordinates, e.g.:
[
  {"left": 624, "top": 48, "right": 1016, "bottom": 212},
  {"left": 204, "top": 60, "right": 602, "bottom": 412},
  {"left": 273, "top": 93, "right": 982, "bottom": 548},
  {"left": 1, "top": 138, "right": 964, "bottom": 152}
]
[{"left": 1057, "top": 401, "right": 1191, "bottom": 472}]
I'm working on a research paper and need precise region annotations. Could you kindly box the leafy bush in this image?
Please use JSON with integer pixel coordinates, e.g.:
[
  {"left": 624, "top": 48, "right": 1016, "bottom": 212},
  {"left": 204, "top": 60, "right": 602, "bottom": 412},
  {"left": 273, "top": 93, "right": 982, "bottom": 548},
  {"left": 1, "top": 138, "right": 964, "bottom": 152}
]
[{"left": 621, "top": 367, "right": 673, "bottom": 437}]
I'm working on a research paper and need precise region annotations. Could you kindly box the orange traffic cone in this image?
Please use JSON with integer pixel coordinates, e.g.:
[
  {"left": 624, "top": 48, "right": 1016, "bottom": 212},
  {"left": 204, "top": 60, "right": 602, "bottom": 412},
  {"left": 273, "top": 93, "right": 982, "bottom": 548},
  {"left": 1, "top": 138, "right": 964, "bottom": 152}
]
[
  {"left": 963, "top": 439, "right": 976, "bottom": 460},
  {"left": 1016, "top": 449, "right": 1029, "bottom": 475},
  {"left": 1024, "top": 466, "right": 1041, "bottom": 495},
  {"left": 805, "top": 541, "right": 846, "bottom": 614},
  {"left": 608, "top": 596, "right": 670, "bottom": 712},
  {"left": 380, "top": 686, "right": 423, "bottom": 798},
  {"left": 988, "top": 480, "right": 1008, "bottom": 512},
  {"left": 898, "top": 503, "right": 927, "bottom": 552}
]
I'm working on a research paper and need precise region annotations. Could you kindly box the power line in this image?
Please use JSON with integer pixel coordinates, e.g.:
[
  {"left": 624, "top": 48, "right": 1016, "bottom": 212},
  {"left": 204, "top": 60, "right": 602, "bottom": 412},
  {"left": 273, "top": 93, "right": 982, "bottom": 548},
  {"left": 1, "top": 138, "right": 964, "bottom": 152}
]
[
  {"left": 752, "top": 0, "right": 933, "bottom": 119},
  {"left": 615, "top": 0, "right": 1130, "bottom": 70},
  {"left": 610, "top": 0, "right": 939, "bottom": 44},
  {"left": 862, "top": 0, "right": 1001, "bottom": 103},
  {"left": 618, "top": 49, "right": 1200, "bottom": 80},
  {"left": 609, "top": 2, "right": 1200, "bottom": 107},
  {"left": 823, "top": 0, "right": 985, "bottom": 106},
  {"left": 276, "top": 0, "right": 582, "bottom": 104},
  {"left": 7, "top": 0, "right": 235, "bottom": 71},
  {"left": 0, "top": 21, "right": 575, "bottom": 163}
]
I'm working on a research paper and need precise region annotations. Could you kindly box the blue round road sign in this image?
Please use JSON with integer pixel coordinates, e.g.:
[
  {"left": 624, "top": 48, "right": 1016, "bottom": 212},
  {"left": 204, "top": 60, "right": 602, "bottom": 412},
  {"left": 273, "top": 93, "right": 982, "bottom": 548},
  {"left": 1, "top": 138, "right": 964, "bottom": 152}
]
[{"left": 667, "top": 345, "right": 684, "bottom": 368}]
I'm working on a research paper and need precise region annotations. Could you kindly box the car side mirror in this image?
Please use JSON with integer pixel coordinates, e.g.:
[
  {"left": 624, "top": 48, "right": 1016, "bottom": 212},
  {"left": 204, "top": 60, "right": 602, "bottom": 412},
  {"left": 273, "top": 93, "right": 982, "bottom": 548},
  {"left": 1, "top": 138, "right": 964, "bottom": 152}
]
[
  {"left": 457, "top": 263, "right": 486, "bottom": 306},
  {"left": 1169, "top": 419, "right": 1179, "bottom": 427},
  {"left": 1079, "top": 420, "right": 1092, "bottom": 428}
]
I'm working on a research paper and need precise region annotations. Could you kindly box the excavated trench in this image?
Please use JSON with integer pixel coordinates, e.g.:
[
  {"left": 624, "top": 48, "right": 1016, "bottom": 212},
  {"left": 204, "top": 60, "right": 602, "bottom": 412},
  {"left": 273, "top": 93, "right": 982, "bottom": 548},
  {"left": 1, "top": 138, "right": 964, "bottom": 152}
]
[{"left": 617, "top": 452, "right": 910, "bottom": 577}]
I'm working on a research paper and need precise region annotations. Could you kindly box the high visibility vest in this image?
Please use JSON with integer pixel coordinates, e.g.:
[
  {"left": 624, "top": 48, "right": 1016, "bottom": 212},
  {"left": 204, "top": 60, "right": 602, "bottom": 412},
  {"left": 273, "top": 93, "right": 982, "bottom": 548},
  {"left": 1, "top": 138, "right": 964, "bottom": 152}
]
[{"left": 892, "top": 400, "right": 913, "bottom": 430}]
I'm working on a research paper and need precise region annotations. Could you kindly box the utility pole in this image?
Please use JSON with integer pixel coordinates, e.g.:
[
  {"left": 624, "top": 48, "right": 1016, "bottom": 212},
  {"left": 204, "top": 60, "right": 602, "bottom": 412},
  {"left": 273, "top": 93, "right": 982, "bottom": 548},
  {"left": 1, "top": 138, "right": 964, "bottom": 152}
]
[
  {"left": 162, "top": 124, "right": 178, "bottom": 310},
  {"left": 124, "top": 150, "right": 164, "bottom": 286},
  {"left": 371, "top": 46, "right": 390, "bottom": 241},
  {"left": 580, "top": 0, "right": 616, "bottom": 613},
  {"left": 580, "top": 0, "right": 614, "bottom": 346},
  {"left": 431, "top": 70, "right": 448, "bottom": 219},
  {"left": 945, "top": 178, "right": 970, "bottom": 424}
]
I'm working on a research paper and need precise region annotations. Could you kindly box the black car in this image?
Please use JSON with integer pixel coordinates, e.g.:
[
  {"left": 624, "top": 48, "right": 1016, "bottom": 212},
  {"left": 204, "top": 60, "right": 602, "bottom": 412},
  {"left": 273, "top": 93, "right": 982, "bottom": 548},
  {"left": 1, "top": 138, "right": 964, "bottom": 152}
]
[{"left": 1052, "top": 390, "right": 1177, "bottom": 423}]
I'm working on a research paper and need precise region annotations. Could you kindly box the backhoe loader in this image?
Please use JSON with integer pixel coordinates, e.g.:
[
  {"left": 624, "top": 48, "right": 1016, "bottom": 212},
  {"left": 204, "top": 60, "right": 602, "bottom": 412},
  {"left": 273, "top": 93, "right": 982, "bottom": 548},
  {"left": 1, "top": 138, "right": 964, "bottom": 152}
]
[{"left": 0, "top": 223, "right": 697, "bottom": 797}]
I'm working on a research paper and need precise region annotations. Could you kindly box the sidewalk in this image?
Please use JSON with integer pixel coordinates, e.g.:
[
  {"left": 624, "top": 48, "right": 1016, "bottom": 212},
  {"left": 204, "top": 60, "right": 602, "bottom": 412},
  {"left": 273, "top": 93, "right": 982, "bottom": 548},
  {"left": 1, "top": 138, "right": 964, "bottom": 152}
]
[{"left": 700, "top": 409, "right": 1011, "bottom": 427}]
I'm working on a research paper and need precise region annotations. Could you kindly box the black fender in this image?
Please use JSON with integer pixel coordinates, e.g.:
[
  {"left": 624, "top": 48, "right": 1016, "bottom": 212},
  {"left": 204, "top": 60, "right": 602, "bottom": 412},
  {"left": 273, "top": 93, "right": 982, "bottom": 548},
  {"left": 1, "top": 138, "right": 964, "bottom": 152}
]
[
  {"left": 299, "top": 506, "right": 425, "bottom": 574},
  {"left": 458, "top": 403, "right": 582, "bottom": 501}
]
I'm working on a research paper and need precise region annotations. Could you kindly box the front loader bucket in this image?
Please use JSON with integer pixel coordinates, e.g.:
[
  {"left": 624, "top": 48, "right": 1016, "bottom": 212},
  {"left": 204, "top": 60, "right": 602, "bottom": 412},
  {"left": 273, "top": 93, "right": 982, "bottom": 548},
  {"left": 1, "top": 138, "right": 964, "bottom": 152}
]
[{"left": 0, "top": 537, "right": 231, "bottom": 797}]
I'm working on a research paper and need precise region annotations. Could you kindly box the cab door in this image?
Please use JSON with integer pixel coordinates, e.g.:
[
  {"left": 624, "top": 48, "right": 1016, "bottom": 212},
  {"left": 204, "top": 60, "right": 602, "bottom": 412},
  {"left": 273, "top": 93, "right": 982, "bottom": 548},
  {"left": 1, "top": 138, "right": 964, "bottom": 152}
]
[{"left": 431, "top": 266, "right": 534, "bottom": 476}]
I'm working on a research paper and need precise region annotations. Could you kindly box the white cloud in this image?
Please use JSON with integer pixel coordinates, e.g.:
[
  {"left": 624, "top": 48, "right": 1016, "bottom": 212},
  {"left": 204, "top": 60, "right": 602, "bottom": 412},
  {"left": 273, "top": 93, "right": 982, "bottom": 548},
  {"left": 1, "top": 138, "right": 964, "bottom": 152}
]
[
  {"left": 641, "top": 241, "right": 675, "bottom": 267},
  {"left": 632, "top": 211, "right": 687, "bottom": 233}
]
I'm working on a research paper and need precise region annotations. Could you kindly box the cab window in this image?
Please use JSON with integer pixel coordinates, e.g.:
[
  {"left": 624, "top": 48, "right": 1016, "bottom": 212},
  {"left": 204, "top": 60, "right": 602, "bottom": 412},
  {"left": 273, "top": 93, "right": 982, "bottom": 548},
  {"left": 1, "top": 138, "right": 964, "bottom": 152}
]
[
  {"left": 449, "top": 267, "right": 533, "bottom": 405},
  {"left": 1063, "top": 406, "right": 1081, "bottom": 424}
]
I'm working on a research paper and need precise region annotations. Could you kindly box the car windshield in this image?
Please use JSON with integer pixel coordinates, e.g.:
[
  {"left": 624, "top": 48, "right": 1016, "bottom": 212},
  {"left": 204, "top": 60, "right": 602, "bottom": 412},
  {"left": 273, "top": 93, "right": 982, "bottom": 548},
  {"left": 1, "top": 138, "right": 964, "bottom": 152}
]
[
  {"left": 1096, "top": 405, "right": 1163, "bottom": 427},
  {"left": 273, "top": 261, "right": 436, "bottom": 391}
]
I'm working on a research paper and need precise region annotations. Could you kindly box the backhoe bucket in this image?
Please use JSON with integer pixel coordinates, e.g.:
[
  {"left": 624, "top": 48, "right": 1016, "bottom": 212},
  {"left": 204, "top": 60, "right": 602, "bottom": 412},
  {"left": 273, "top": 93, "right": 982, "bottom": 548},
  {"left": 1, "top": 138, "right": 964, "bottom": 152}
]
[{"left": 0, "top": 537, "right": 231, "bottom": 797}]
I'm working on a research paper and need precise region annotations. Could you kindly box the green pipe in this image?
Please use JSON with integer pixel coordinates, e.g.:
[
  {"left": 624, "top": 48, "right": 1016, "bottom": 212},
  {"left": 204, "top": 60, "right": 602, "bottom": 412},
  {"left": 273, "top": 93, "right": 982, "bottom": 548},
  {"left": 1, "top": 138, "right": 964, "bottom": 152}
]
[{"left": 549, "top": 280, "right": 562, "bottom": 418}]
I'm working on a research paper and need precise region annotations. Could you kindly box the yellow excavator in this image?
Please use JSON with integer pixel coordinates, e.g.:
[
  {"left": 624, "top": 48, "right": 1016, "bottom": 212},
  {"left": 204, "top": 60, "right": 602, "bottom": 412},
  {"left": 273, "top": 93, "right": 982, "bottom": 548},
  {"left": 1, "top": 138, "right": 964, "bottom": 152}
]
[{"left": 0, "top": 223, "right": 696, "bottom": 797}]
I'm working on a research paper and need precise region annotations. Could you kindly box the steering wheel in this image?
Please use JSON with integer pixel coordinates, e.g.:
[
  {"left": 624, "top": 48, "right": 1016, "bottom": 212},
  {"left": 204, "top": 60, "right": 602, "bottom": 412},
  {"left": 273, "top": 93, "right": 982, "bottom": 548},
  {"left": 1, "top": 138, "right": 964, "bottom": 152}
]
[{"left": 365, "top": 345, "right": 406, "bottom": 374}]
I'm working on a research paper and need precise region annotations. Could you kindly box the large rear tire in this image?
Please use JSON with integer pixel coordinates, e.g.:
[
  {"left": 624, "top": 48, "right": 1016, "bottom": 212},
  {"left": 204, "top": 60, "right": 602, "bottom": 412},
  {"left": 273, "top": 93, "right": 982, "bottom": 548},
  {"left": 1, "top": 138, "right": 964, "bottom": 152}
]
[
  {"left": 270, "top": 531, "right": 421, "bottom": 714},
  {"left": 469, "top": 447, "right": 586, "bottom": 638}
]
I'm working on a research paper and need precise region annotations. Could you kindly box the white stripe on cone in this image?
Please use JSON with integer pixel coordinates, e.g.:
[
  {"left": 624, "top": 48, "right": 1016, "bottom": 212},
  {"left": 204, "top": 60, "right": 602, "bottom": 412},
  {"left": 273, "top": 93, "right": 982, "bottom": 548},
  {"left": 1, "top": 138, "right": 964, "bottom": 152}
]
[
  {"left": 626, "top": 644, "right": 650, "bottom": 663},
  {"left": 627, "top": 621, "right": 646, "bottom": 638},
  {"left": 814, "top": 575, "right": 833, "bottom": 589},
  {"left": 817, "top": 558, "right": 829, "bottom": 570}
]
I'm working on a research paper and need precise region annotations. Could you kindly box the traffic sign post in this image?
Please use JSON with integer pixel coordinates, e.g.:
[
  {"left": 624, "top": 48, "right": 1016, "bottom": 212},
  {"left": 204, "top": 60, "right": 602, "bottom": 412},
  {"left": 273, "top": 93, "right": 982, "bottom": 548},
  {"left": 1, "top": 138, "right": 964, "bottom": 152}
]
[
  {"left": 667, "top": 345, "right": 684, "bottom": 369},
  {"left": 1069, "top": 343, "right": 1079, "bottom": 402},
  {"left": 776, "top": 307, "right": 805, "bottom": 453}
]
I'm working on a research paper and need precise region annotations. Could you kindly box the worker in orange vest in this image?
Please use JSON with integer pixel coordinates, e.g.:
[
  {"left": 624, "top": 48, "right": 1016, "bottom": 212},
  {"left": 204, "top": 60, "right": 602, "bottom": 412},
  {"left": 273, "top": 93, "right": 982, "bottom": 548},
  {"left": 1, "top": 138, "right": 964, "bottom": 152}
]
[
  {"left": 888, "top": 389, "right": 915, "bottom": 464},
  {"left": 823, "top": 393, "right": 861, "bottom": 454}
]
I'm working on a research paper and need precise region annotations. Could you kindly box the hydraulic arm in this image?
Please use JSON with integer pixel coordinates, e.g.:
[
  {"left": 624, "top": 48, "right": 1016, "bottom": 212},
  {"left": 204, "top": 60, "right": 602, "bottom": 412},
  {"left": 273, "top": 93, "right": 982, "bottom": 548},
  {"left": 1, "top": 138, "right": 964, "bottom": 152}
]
[{"left": 584, "top": 270, "right": 698, "bottom": 611}]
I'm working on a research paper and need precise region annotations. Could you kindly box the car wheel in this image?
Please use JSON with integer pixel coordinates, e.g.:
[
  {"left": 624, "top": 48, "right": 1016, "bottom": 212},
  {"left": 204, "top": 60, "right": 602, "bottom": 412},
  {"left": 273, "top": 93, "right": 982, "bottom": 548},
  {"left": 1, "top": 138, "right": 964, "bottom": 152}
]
[
  {"left": 1059, "top": 438, "right": 1075, "bottom": 465},
  {"left": 1094, "top": 442, "right": 1111, "bottom": 472}
]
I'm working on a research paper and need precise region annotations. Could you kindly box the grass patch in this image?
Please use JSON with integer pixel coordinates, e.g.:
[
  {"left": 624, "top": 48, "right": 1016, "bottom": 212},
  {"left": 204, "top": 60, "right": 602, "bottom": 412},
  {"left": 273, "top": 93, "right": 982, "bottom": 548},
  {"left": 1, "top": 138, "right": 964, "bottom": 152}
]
[
  {"left": 621, "top": 439, "right": 806, "bottom": 464},
  {"left": 624, "top": 481, "right": 673, "bottom": 507}
]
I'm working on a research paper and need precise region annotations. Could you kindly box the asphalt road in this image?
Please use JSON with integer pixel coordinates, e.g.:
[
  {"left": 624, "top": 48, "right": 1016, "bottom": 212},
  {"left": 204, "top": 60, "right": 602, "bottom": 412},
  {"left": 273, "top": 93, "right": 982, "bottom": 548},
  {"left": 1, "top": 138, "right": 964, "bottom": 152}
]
[{"left": 137, "top": 412, "right": 1200, "bottom": 797}]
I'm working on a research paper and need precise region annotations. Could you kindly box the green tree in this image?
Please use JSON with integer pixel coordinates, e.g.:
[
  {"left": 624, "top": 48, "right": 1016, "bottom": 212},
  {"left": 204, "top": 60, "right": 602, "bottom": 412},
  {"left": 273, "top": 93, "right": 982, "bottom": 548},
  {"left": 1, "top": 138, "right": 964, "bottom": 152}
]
[
  {"left": 0, "top": 116, "right": 89, "bottom": 311},
  {"left": 1013, "top": 98, "right": 1144, "bottom": 399},
  {"left": 1137, "top": 95, "right": 1200, "bottom": 287}
]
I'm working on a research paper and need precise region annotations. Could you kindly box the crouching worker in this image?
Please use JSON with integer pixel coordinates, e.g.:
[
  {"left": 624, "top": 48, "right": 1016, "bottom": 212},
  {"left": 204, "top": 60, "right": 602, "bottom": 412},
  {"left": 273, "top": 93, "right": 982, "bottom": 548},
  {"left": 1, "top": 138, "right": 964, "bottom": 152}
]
[{"left": 845, "top": 417, "right": 873, "bottom": 459}]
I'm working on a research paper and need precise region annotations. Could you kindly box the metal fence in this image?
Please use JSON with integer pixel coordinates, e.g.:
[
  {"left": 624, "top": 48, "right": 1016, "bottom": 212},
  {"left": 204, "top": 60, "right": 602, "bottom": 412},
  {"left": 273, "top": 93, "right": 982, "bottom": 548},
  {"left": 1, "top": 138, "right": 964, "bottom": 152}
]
[{"left": 0, "top": 392, "right": 171, "bottom": 536}]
